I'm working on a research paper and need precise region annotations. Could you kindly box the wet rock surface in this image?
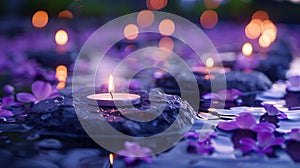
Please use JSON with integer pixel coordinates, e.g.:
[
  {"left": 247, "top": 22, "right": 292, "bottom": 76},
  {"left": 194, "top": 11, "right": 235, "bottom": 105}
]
[{"left": 155, "top": 70, "right": 272, "bottom": 95}]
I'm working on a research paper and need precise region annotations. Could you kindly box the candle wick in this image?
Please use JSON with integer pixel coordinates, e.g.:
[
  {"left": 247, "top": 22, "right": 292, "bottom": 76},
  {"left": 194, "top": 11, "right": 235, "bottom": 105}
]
[{"left": 109, "top": 92, "right": 114, "bottom": 99}]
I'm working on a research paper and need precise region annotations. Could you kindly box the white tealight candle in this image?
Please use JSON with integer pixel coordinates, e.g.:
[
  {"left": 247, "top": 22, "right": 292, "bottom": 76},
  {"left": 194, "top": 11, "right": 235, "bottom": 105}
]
[{"left": 86, "top": 75, "right": 141, "bottom": 107}]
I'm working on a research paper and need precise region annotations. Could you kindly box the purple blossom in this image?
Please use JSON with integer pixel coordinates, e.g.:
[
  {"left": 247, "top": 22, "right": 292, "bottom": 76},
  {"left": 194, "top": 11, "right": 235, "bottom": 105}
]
[
  {"left": 187, "top": 140, "right": 214, "bottom": 155},
  {"left": 263, "top": 104, "right": 287, "bottom": 119},
  {"left": 184, "top": 131, "right": 200, "bottom": 139},
  {"left": 185, "top": 131, "right": 215, "bottom": 155},
  {"left": 218, "top": 113, "right": 276, "bottom": 132},
  {"left": 1, "top": 97, "right": 21, "bottom": 108},
  {"left": 16, "top": 81, "right": 59, "bottom": 104},
  {"left": 202, "top": 89, "right": 242, "bottom": 101},
  {"left": 117, "top": 141, "right": 152, "bottom": 165},
  {"left": 0, "top": 105, "right": 13, "bottom": 120},
  {"left": 184, "top": 131, "right": 217, "bottom": 141},
  {"left": 287, "top": 129, "right": 300, "bottom": 142},
  {"left": 239, "top": 131, "right": 285, "bottom": 154}
]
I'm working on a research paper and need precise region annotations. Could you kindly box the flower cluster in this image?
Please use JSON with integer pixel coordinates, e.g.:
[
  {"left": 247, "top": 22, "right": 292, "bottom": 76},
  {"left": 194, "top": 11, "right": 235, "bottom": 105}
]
[
  {"left": 0, "top": 81, "right": 58, "bottom": 121},
  {"left": 217, "top": 112, "right": 285, "bottom": 155},
  {"left": 16, "top": 80, "right": 58, "bottom": 104},
  {"left": 184, "top": 131, "right": 215, "bottom": 155},
  {"left": 218, "top": 112, "right": 276, "bottom": 132},
  {"left": 263, "top": 103, "right": 287, "bottom": 120},
  {"left": 117, "top": 141, "right": 153, "bottom": 166},
  {"left": 239, "top": 131, "right": 284, "bottom": 154}
]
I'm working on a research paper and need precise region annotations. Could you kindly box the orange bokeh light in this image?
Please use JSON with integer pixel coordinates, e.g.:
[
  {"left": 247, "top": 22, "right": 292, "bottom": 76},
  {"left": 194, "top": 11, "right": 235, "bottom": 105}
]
[
  {"left": 123, "top": 24, "right": 139, "bottom": 40},
  {"left": 245, "top": 19, "right": 262, "bottom": 39},
  {"left": 55, "top": 30, "right": 68, "bottom": 46},
  {"left": 56, "top": 82, "right": 66, "bottom": 89},
  {"left": 262, "top": 29, "right": 276, "bottom": 43},
  {"left": 58, "top": 10, "right": 74, "bottom": 19},
  {"left": 259, "top": 34, "right": 272, "bottom": 48},
  {"left": 242, "top": 42, "right": 253, "bottom": 56},
  {"left": 146, "top": 0, "right": 168, "bottom": 10},
  {"left": 56, "top": 65, "right": 68, "bottom": 82},
  {"left": 159, "top": 19, "right": 175, "bottom": 36},
  {"left": 252, "top": 10, "right": 269, "bottom": 21},
  {"left": 204, "top": 0, "right": 222, "bottom": 9},
  {"left": 32, "top": 10, "right": 49, "bottom": 28},
  {"left": 200, "top": 10, "right": 218, "bottom": 29},
  {"left": 55, "top": 65, "right": 67, "bottom": 90},
  {"left": 137, "top": 10, "right": 154, "bottom": 28},
  {"left": 262, "top": 20, "right": 277, "bottom": 43},
  {"left": 159, "top": 37, "right": 174, "bottom": 52}
]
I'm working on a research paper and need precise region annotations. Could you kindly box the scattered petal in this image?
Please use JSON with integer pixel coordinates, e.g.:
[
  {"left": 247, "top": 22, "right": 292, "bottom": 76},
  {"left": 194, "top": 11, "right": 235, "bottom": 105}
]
[
  {"left": 16, "top": 93, "right": 37, "bottom": 103},
  {"left": 32, "top": 81, "right": 52, "bottom": 101}
]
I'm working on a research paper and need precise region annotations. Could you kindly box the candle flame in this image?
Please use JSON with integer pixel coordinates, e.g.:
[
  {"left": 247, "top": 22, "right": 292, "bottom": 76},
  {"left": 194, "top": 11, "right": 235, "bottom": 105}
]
[
  {"left": 109, "top": 75, "right": 114, "bottom": 93},
  {"left": 206, "top": 57, "right": 214, "bottom": 68},
  {"left": 109, "top": 153, "right": 114, "bottom": 165}
]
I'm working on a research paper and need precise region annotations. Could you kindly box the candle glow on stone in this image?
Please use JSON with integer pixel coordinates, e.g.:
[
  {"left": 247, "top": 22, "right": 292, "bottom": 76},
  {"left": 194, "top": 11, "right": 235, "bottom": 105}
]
[{"left": 55, "top": 30, "right": 69, "bottom": 46}]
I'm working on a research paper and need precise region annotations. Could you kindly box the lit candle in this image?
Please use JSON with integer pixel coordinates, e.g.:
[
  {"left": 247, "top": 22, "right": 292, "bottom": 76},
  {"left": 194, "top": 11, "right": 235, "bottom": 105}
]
[
  {"left": 192, "top": 57, "right": 230, "bottom": 75},
  {"left": 86, "top": 75, "right": 141, "bottom": 107},
  {"left": 109, "top": 153, "right": 114, "bottom": 168}
]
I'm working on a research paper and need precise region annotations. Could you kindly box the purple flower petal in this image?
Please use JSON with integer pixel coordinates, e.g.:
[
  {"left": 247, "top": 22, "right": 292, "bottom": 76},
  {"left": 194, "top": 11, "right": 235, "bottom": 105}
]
[
  {"left": 118, "top": 141, "right": 152, "bottom": 165},
  {"left": 0, "top": 108, "right": 13, "bottom": 117},
  {"left": 263, "top": 104, "right": 280, "bottom": 116},
  {"left": 236, "top": 113, "right": 257, "bottom": 129},
  {"left": 202, "top": 93, "right": 223, "bottom": 100},
  {"left": 240, "top": 137, "right": 258, "bottom": 152},
  {"left": 16, "top": 93, "right": 37, "bottom": 103},
  {"left": 2, "top": 97, "right": 14, "bottom": 107},
  {"left": 32, "top": 81, "right": 52, "bottom": 101},
  {"left": 124, "top": 156, "right": 136, "bottom": 165},
  {"left": 184, "top": 131, "right": 199, "bottom": 139},
  {"left": 49, "top": 88, "right": 59, "bottom": 98},
  {"left": 278, "top": 112, "right": 288, "bottom": 120},
  {"left": 218, "top": 121, "right": 239, "bottom": 131},
  {"left": 260, "top": 147, "right": 273, "bottom": 154},
  {"left": 219, "top": 89, "right": 242, "bottom": 101},
  {"left": 251, "top": 122, "right": 276, "bottom": 133},
  {"left": 142, "top": 156, "right": 152, "bottom": 163},
  {"left": 257, "top": 132, "right": 273, "bottom": 148},
  {"left": 269, "top": 137, "right": 285, "bottom": 147}
]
